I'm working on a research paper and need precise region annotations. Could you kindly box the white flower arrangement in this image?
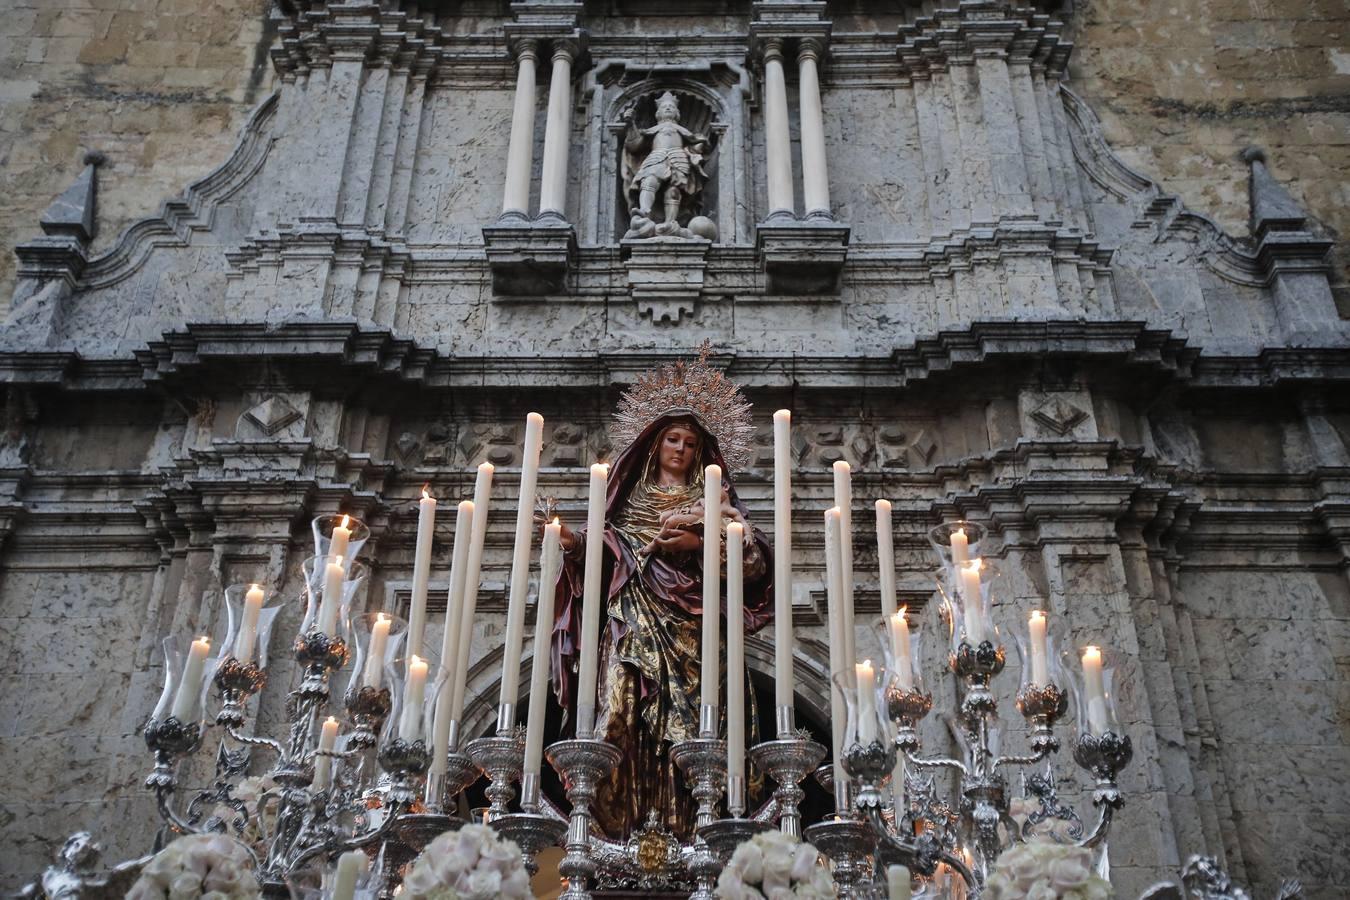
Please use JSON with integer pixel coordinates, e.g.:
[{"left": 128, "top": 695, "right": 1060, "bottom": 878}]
[
  {"left": 714, "top": 830, "right": 837, "bottom": 900},
  {"left": 982, "top": 837, "right": 1114, "bottom": 900},
  {"left": 400, "top": 824, "right": 532, "bottom": 900},
  {"left": 126, "top": 833, "right": 260, "bottom": 900}
]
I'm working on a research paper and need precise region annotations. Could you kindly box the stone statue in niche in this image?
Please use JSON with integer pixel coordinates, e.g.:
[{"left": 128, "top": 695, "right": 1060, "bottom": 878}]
[{"left": 622, "top": 91, "right": 718, "bottom": 241}]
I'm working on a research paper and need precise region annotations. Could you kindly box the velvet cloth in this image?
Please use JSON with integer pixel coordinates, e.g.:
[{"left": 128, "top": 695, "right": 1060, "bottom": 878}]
[{"left": 550, "top": 412, "right": 774, "bottom": 838}]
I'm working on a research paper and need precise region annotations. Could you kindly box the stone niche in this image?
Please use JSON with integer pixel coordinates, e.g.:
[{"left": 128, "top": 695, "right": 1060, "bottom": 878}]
[{"left": 584, "top": 62, "right": 750, "bottom": 248}]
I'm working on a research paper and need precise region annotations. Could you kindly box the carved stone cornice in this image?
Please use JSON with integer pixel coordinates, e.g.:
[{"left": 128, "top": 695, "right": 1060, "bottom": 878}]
[
  {"left": 896, "top": 3, "right": 1072, "bottom": 76},
  {"left": 749, "top": 1, "right": 831, "bottom": 62}
]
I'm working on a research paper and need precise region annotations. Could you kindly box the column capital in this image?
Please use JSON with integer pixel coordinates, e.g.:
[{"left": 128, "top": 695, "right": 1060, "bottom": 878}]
[
  {"left": 507, "top": 36, "right": 540, "bottom": 62},
  {"left": 798, "top": 36, "right": 827, "bottom": 63}
]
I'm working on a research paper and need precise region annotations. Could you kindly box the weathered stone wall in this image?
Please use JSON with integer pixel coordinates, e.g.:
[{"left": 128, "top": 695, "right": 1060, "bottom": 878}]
[
  {"left": 0, "top": 0, "right": 275, "bottom": 300},
  {"left": 1067, "top": 0, "right": 1350, "bottom": 306}
]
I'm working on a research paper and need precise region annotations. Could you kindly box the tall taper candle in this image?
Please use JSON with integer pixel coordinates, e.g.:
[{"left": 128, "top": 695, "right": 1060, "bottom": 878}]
[
  {"left": 824, "top": 508, "right": 848, "bottom": 809},
  {"left": 887, "top": 865, "right": 912, "bottom": 900},
  {"left": 772, "top": 409, "right": 795, "bottom": 725},
  {"left": 400, "top": 655, "right": 428, "bottom": 741},
  {"left": 876, "top": 499, "right": 897, "bottom": 620},
  {"left": 950, "top": 526, "right": 970, "bottom": 567},
  {"left": 523, "top": 520, "right": 562, "bottom": 792},
  {"left": 451, "top": 463, "right": 494, "bottom": 731},
  {"left": 856, "top": 659, "right": 878, "bottom": 744},
  {"left": 832, "top": 461, "right": 856, "bottom": 682},
  {"left": 233, "top": 583, "right": 265, "bottom": 664},
  {"left": 408, "top": 489, "right": 437, "bottom": 661},
  {"left": 700, "top": 463, "right": 723, "bottom": 727},
  {"left": 498, "top": 412, "right": 545, "bottom": 720},
  {"left": 171, "top": 636, "right": 210, "bottom": 722},
  {"left": 431, "top": 500, "right": 474, "bottom": 774},
  {"left": 576, "top": 463, "right": 609, "bottom": 737},
  {"left": 726, "top": 521, "right": 746, "bottom": 806},
  {"left": 312, "top": 715, "right": 338, "bottom": 791}
]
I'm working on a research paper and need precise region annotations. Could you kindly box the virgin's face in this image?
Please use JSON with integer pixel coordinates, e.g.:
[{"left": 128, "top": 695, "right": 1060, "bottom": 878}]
[{"left": 657, "top": 425, "right": 700, "bottom": 481}]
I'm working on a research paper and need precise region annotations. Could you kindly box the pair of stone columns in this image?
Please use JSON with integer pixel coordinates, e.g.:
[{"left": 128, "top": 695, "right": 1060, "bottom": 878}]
[
  {"left": 501, "top": 38, "right": 578, "bottom": 222},
  {"left": 762, "top": 37, "right": 832, "bottom": 221}
]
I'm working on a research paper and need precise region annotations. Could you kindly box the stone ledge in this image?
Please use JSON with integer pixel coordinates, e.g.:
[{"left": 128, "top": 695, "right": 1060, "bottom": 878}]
[
  {"left": 755, "top": 219, "right": 850, "bottom": 294},
  {"left": 482, "top": 220, "right": 577, "bottom": 296}
]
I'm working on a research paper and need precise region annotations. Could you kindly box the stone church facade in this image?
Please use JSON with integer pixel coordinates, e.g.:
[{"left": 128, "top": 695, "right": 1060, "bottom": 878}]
[{"left": 1, "top": 1, "right": 1347, "bottom": 897}]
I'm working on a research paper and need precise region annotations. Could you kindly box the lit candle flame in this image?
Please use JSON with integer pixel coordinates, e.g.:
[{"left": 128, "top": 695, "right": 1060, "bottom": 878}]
[
  {"left": 376, "top": 612, "right": 388, "bottom": 624},
  {"left": 552, "top": 517, "right": 560, "bottom": 527},
  {"left": 421, "top": 484, "right": 431, "bottom": 500},
  {"left": 340, "top": 514, "right": 349, "bottom": 528},
  {"left": 898, "top": 605, "right": 908, "bottom": 622}
]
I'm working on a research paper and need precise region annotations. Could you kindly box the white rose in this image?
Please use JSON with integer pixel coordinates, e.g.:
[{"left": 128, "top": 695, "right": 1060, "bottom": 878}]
[{"left": 464, "top": 867, "right": 502, "bottom": 899}]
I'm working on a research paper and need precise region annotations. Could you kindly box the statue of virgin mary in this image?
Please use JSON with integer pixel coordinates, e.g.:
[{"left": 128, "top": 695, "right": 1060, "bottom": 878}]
[{"left": 548, "top": 348, "right": 775, "bottom": 839}]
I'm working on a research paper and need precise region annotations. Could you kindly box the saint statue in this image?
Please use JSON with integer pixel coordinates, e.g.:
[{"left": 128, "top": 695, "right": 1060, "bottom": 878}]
[
  {"left": 548, "top": 347, "right": 772, "bottom": 838},
  {"left": 622, "top": 91, "right": 718, "bottom": 241}
]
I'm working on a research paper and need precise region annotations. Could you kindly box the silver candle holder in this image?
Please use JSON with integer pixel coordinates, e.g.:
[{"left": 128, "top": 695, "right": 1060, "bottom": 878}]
[
  {"left": 547, "top": 736, "right": 622, "bottom": 900},
  {"left": 670, "top": 736, "right": 727, "bottom": 900},
  {"left": 749, "top": 730, "right": 826, "bottom": 839}
]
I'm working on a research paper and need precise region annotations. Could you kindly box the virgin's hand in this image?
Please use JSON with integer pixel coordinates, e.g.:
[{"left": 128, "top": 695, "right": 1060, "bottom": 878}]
[{"left": 653, "top": 528, "right": 701, "bottom": 555}]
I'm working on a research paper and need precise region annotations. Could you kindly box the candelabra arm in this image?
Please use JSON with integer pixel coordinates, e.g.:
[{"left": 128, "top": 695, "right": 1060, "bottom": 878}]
[
  {"left": 153, "top": 783, "right": 203, "bottom": 837},
  {"left": 1077, "top": 804, "right": 1114, "bottom": 850},
  {"left": 993, "top": 745, "right": 1051, "bottom": 770},
  {"left": 904, "top": 749, "right": 968, "bottom": 776},
  {"left": 538, "top": 792, "right": 569, "bottom": 823},
  {"left": 226, "top": 725, "right": 284, "bottom": 757},
  {"left": 285, "top": 796, "right": 407, "bottom": 874}
]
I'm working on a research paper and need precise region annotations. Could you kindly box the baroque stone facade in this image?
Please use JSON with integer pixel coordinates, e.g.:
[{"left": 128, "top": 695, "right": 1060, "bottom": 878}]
[{"left": 0, "top": 2, "right": 1347, "bottom": 898}]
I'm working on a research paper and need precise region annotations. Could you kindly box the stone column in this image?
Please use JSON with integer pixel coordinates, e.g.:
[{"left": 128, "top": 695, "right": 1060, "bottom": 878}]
[
  {"left": 537, "top": 40, "right": 576, "bottom": 220},
  {"left": 797, "top": 38, "right": 831, "bottom": 219},
  {"left": 762, "top": 38, "right": 795, "bottom": 220},
  {"left": 501, "top": 40, "right": 539, "bottom": 220}
]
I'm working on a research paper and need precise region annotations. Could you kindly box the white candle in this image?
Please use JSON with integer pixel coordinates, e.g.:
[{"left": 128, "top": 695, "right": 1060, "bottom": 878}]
[
  {"left": 451, "top": 463, "right": 494, "bottom": 730},
  {"left": 233, "top": 584, "right": 265, "bottom": 664},
  {"left": 400, "top": 655, "right": 428, "bottom": 741},
  {"left": 824, "top": 508, "right": 848, "bottom": 809},
  {"left": 772, "top": 409, "right": 795, "bottom": 719},
  {"left": 431, "top": 500, "right": 474, "bottom": 773},
  {"left": 700, "top": 463, "right": 722, "bottom": 724},
  {"left": 950, "top": 526, "right": 970, "bottom": 567},
  {"left": 889, "top": 608, "right": 913, "bottom": 691},
  {"left": 330, "top": 514, "right": 352, "bottom": 562},
  {"left": 887, "top": 865, "right": 912, "bottom": 900},
  {"left": 959, "top": 560, "right": 986, "bottom": 646},
  {"left": 1029, "top": 610, "right": 1049, "bottom": 687},
  {"left": 876, "top": 499, "right": 897, "bottom": 620},
  {"left": 318, "top": 556, "right": 344, "bottom": 636},
  {"left": 408, "top": 489, "right": 437, "bottom": 661},
  {"left": 362, "top": 613, "right": 391, "bottom": 690},
  {"left": 312, "top": 715, "right": 338, "bottom": 791},
  {"left": 856, "top": 659, "right": 878, "bottom": 745},
  {"left": 1082, "top": 646, "right": 1109, "bottom": 734},
  {"left": 576, "top": 462, "right": 608, "bottom": 737},
  {"left": 832, "top": 461, "right": 856, "bottom": 682},
  {"left": 523, "top": 520, "right": 563, "bottom": 787},
  {"left": 498, "top": 412, "right": 545, "bottom": 717},
  {"left": 171, "top": 636, "right": 210, "bottom": 722},
  {"left": 726, "top": 522, "right": 746, "bottom": 797},
  {"left": 332, "top": 849, "right": 367, "bottom": 900}
]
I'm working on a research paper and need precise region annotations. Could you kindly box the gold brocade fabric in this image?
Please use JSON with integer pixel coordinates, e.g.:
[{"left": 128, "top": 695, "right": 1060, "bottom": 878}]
[{"left": 589, "top": 475, "right": 761, "bottom": 840}]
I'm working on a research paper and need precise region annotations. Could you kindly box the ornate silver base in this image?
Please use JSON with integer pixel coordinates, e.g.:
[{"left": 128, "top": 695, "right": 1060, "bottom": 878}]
[
  {"left": 805, "top": 817, "right": 878, "bottom": 900},
  {"left": 750, "top": 734, "right": 826, "bottom": 838},
  {"left": 491, "top": 811, "right": 567, "bottom": 876},
  {"left": 465, "top": 731, "right": 525, "bottom": 821},
  {"left": 547, "top": 738, "right": 622, "bottom": 900}
]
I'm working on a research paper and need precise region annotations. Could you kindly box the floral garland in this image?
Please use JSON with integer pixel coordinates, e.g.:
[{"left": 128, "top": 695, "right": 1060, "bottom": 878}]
[
  {"left": 982, "top": 837, "right": 1114, "bottom": 900},
  {"left": 400, "top": 824, "right": 532, "bottom": 900},
  {"left": 126, "top": 834, "right": 259, "bottom": 900},
  {"left": 714, "top": 830, "right": 836, "bottom": 900}
]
